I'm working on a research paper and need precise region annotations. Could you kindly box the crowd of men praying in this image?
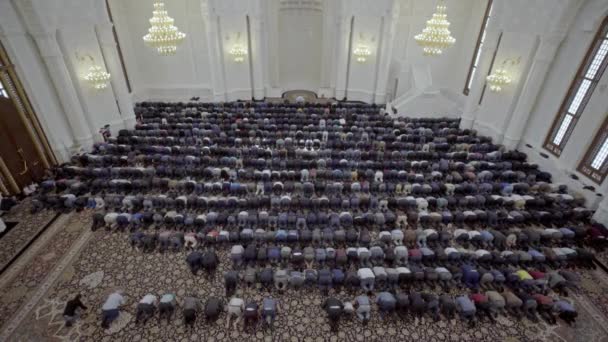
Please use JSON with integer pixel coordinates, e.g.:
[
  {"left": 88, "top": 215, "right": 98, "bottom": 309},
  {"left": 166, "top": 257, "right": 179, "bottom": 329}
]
[{"left": 36, "top": 100, "right": 608, "bottom": 331}]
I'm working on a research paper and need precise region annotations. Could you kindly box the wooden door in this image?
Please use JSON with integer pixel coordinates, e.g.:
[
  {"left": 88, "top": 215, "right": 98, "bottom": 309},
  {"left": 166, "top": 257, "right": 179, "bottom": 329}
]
[{"left": 0, "top": 96, "right": 46, "bottom": 191}]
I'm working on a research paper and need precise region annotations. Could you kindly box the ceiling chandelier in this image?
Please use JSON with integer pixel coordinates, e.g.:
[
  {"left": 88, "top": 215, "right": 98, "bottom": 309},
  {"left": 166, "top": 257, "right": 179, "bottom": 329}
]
[
  {"left": 486, "top": 68, "right": 512, "bottom": 92},
  {"left": 486, "top": 58, "right": 519, "bottom": 92},
  {"left": 143, "top": 2, "right": 186, "bottom": 55},
  {"left": 353, "top": 45, "right": 372, "bottom": 63},
  {"left": 229, "top": 45, "right": 248, "bottom": 63},
  {"left": 414, "top": 0, "right": 456, "bottom": 56},
  {"left": 84, "top": 65, "right": 111, "bottom": 90}
]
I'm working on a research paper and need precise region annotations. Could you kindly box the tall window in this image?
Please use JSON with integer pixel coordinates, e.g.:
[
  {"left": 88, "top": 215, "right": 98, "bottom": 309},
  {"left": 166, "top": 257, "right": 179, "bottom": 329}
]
[
  {"left": 544, "top": 16, "right": 608, "bottom": 156},
  {"left": 463, "top": 0, "right": 493, "bottom": 95},
  {"left": 105, "top": 0, "right": 132, "bottom": 93},
  {"left": 0, "top": 54, "right": 8, "bottom": 98},
  {"left": 0, "top": 79, "right": 7, "bottom": 97},
  {"left": 578, "top": 115, "right": 608, "bottom": 184}
]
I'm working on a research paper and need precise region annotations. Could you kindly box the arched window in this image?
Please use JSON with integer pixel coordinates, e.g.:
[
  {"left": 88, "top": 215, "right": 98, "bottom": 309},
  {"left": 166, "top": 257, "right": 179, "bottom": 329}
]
[
  {"left": 463, "top": 0, "right": 493, "bottom": 95},
  {"left": 578, "top": 115, "right": 608, "bottom": 184},
  {"left": 544, "top": 16, "right": 608, "bottom": 156}
]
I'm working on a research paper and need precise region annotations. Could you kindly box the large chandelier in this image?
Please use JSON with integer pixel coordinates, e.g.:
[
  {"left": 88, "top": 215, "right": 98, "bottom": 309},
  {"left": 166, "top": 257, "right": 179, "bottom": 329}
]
[
  {"left": 84, "top": 65, "right": 111, "bottom": 90},
  {"left": 143, "top": 2, "right": 186, "bottom": 55},
  {"left": 486, "top": 69, "right": 512, "bottom": 92},
  {"left": 414, "top": 0, "right": 456, "bottom": 56}
]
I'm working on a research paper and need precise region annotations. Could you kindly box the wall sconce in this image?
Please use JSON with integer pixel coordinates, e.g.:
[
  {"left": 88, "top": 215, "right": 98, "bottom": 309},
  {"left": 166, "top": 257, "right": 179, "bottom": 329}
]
[
  {"left": 227, "top": 32, "right": 248, "bottom": 63},
  {"left": 353, "top": 45, "right": 372, "bottom": 63},
  {"left": 77, "top": 53, "right": 111, "bottom": 90},
  {"left": 486, "top": 69, "right": 511, "bottom": 92},
  {"left": 486, "top": 57, "right": 520, "bottom": 93},
  {"left": 229, "top": 45, "right": 248, "bottom": 63},
  {"left": 85, "top": 66, "right": 111, "bottom": 90}
]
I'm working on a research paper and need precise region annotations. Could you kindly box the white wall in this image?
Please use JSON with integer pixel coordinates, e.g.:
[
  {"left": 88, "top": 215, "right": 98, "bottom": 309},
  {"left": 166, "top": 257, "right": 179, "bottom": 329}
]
[
  {"left": 104, "top": 0, "right": 489, "bottom": 108},
  {"left": 0, "top": 1, "right": 73, "bottom": 161},
  {"left": 521, "top": 0, "right": 608, "bottom": 209},
  {"left": 57, "top": 26, "right": 123, "bottom": 134},
  {"left": 392, "top": 0, "right": 483, "bottom": 116},
  {"left": 278, "top": 6, "right": 324, "bottom": 91},
  {"left": 459, "top": 0, "right": 608, "bottom": 224},
  {"left": 347, "top": 15, "right": 382, "bottom": 102},
  {"left": 0, "top": 0, "right": 135, "bottom": 161},
  {"left": 220, "top": 14, "right": 253, "bottom": 101},
  {"left": 473, "top": 34, "right": 539, "bottom": 140},
  {"left": 110, "top": 0, "right": 213, "bottom": 102}
]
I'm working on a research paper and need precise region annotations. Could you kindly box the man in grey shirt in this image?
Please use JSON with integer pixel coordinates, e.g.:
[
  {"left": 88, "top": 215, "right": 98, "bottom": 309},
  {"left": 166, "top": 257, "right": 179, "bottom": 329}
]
[
  {"left": 354, "top": 295, "right": 371, "bottom": 323},
  {"left": 376, "top": 291, "right": 397, "bottom": 319}
]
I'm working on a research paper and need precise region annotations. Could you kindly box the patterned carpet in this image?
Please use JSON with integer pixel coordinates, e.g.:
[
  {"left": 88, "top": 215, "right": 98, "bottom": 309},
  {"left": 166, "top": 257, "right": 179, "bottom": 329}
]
[
  {"left": 0, "top": 212, "right": 87, "bottom": 336},
  {"left": 0, "top": 209, "right": 607, "bottom": 341},
  {"left": 0, "top": 197, "right": 57, "bottom": 271}
]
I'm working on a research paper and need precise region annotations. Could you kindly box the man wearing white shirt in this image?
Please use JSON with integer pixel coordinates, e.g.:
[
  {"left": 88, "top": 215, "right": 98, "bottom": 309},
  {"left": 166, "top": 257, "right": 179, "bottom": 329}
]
[
  {"left": 104, "top": 212, "right": 118, "bottom": 228},
  {"left": 136, "top": 293, "right": 157, "bottom": 324},
  {"left": 358, "top": 268, "right": 375, "bottom": 293},
  {"left": 226, "top": 297, "right": 245, "bottom": 329},
  {"left": 357, "top": 247, "right": 371, "bottom": 268},
  {"left": 445, "top": 247, "right": 459, "bottom": 260},
  {"left": 101, "top": 291, "right": 125, "bottom": 328}
]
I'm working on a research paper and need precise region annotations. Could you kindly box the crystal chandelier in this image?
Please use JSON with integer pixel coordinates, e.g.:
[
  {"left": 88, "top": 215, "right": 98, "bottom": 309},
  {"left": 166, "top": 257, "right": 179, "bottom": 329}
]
[
  {"left": 143, "top": 2, "right": 186, "bottom": 55},
  {"left": 486, "top": 68, "right": 512, "bottom": 92},
  {"left": 84, "top": 65, "right": 111, "bottom": 90},
  {"left": 414, "top": 0, "right": 456, "bottom": 56},
  {"left": 229, "top": 45, "right": 248, "bottom": 63},
  {"left": 353, "top": 45, "right": 372, "bottom": 63}
]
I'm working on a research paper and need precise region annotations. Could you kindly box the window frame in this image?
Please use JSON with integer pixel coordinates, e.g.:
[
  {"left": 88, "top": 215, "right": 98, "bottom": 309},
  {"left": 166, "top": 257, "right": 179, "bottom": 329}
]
[
  {"left": 578, "top": 114, "right": 608, "bottom": 184},
  {"left": 0, "top": 62, "right": 9, "bottom": 98},
  {"left": 105, "top": 0, "right": 132, "bottom": 93},
  {"left": 463, "top": 0, "right": 493, "bottom": 96},
  {"left": 0, "top": 78, "right": 7, "bottom": 97},
  {"left": 544, "top": 16, "right": 608, "bottom": 156}
]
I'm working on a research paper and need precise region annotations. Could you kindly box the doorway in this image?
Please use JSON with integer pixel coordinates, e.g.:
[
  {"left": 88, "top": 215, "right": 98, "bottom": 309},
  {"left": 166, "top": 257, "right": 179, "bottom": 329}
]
[{"left": 0, "top": 41, "right": 56, "bottom": 195}]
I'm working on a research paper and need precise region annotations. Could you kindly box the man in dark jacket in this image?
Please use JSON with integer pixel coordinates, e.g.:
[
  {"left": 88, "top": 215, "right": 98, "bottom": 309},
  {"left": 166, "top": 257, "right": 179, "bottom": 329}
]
[
  {"left": 63, "top": 294, "right": 88, "bottom": 327},
  {"left": 205, "top": 297, "right": 223, "bottom": 322},
  {"left": 323, "top": 297, "right": 344, "bottom": 332},
  {"left": 186, "top": 251, "right": 203, "bottom": 275},
  {"left": 225, "top": 270, "right": 239, "bottom": 297}
]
